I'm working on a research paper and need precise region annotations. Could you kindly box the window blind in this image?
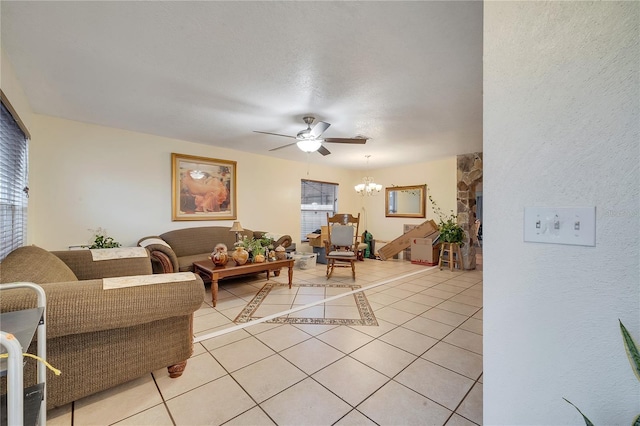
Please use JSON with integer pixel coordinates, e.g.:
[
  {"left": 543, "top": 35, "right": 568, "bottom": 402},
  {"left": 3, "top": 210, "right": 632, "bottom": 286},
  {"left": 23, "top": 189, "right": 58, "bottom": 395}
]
[
  {"left": 300, "top": 180, "right": 338, "bottom": 240},
  {"left": 0, "top": 101, "right": 29, "bottom": 261}
]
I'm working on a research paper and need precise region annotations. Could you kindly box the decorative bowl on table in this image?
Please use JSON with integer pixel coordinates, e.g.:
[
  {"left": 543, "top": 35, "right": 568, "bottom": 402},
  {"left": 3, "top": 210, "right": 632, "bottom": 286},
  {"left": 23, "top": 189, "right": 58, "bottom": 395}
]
[
  {"left": 275, "top": 245, "right": 287, "bottom": 260},
  {"left": 211, "top": 243, "right": 229, "bottom": 266}
]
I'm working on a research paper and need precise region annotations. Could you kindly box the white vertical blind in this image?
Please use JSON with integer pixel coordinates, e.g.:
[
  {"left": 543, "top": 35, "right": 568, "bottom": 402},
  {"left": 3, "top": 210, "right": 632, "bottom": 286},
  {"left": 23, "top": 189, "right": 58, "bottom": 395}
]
[
  {"left": 0, "top": 101, "right": 29, "bottom": 261},
  {"left": 300, "top": 180, "right": 338, "bottom": 240}
]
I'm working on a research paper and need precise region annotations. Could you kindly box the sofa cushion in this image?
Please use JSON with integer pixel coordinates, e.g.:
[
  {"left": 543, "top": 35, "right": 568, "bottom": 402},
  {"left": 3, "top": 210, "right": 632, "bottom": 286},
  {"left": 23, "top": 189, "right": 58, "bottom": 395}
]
[
  {"left": 1, "top": 245, "right": 78, "bottom": 284},
  {"left": 160, "top": 227, "right": 250, "bottom": 258},
  {"left": 177, "top": 253, "right": 212, "bottom": 272}
]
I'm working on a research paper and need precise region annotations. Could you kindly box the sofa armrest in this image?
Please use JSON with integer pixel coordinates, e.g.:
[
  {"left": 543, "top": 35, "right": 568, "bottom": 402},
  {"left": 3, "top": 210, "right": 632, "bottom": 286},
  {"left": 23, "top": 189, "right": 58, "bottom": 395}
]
[
  {"left": 275, "top": 235, "right": 292, "bottom": 248},
  {"left": 0, "top": 274, "right": 205, "bottom": 339},
  {"left": 253, "top": 231, "right": 293, "bottom": 249},
  {"left": 138, "top": 236, "right": 179, "bottom": 273},
  {"left": 52, "top": 249, "right": 152, "bottom": 279},
  {"left": 149, "top": 250, "right": 176, "bottom": 274}
]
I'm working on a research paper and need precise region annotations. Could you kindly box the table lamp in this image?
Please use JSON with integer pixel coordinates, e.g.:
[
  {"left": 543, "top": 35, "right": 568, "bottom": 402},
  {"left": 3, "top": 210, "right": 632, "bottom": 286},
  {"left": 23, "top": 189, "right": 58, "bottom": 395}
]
[{"left": 230, "top": 221, "right": 244, "bottom": 242}]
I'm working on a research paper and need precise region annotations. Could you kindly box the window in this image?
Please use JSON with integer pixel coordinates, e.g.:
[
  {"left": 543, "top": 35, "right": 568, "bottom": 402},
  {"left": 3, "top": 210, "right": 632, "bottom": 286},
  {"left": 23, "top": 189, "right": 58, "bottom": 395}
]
[
  {"left": 301, "top": 180, "right": 338, "bottom": 240},
  {"left": 0, "top": 96, "right": 29, "bottom": 261}
]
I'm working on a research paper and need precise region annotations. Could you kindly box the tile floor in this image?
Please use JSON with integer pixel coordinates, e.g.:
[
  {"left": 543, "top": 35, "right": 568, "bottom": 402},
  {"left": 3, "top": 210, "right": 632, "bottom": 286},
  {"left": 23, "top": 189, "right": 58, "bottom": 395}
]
[{"left": 47, "top": 258, "right": 483, "bottom": 426}]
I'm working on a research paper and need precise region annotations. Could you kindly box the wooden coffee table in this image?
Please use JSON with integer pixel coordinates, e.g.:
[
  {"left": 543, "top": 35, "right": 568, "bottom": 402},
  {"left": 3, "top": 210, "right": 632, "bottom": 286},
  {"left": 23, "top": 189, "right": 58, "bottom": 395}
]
[{"left": 192, "top": 258, "right": 294, "bottom": 307}]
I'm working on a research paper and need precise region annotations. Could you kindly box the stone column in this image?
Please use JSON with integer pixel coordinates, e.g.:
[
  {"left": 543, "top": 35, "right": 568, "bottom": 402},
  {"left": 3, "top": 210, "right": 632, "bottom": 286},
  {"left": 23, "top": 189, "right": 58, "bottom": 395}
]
[{"left": 457, "top": 153, "right": 483, "bottom": 270}]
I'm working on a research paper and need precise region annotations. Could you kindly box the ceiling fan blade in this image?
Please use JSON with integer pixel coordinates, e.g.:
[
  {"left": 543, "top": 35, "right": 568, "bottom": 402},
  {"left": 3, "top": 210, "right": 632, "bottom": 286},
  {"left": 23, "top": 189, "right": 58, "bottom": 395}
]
[
  {"left": 269, "top": 142, "right": 298, "bottom": 152},
  {"left": 254, "top": 131, "right": 296, "bottom": 139},
  {"left": 317, "top": 145, "right": 331, "bottom": 156},
  {"left": 323, "top": 137, "right": 368, "bottom": 144},
  {"left": 310, "top": 121, "right": 330, "bottom": 138}
]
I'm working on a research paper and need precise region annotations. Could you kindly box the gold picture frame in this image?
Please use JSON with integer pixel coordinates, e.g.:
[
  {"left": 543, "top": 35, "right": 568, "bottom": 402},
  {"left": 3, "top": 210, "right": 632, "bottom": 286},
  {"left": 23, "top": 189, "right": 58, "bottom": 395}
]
[{"left": 171, "top": 153, "right": 237, "bottom": 221}]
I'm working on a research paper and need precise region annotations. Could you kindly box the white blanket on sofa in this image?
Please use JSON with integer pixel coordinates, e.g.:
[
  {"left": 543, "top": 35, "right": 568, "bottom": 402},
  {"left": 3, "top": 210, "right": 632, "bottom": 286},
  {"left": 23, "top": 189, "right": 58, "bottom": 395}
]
[
  {"left": 103, "top": 272, "right": 196, "bottom": 290},
  {"left": 90, "top": 247, "right": 148, "bottom": 261}
]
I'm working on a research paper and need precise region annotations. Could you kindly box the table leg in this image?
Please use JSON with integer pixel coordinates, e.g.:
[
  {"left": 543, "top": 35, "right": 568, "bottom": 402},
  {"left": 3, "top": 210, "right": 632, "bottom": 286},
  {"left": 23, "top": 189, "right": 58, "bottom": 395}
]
[
  {"left": 211, "top": 274, "right": 219, "bottom": 307},
  {"left": 287, "top": 263, "right": 293, "bottom": 289}
]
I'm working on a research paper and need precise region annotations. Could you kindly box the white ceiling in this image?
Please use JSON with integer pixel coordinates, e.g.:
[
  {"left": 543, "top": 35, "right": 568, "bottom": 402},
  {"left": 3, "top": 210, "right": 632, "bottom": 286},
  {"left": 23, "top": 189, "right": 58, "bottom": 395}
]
[{"left": 1, "top": 1, "right": 483, "bottom": 170}]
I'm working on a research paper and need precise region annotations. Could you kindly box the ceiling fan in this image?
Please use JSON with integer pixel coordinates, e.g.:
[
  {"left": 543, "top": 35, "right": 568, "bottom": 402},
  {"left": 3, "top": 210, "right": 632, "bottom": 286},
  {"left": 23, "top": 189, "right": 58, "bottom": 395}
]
[{"left": 253, "top": 116, "right": 367, "bottom": 156}]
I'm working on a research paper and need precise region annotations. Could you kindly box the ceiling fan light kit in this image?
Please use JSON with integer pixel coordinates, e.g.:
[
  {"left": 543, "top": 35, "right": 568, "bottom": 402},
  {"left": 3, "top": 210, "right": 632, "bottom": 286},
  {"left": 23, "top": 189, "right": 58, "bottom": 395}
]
[
  {"left": 255, "top": 116, "right": 369, "bottom": 156},
  {"left": 296, "top": 139, "right": 322, "bottom": 153}
]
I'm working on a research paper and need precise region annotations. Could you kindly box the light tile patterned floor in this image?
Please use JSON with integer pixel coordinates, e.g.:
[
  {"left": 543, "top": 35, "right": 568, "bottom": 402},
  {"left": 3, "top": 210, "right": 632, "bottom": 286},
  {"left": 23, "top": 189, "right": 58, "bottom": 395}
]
[{"left": 47, "top": 258, "right": 483, "bottom": 425}]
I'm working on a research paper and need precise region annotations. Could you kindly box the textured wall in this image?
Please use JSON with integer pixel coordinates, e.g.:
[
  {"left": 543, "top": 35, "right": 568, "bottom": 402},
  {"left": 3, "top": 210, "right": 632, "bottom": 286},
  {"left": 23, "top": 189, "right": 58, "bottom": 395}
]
[{"left": 484, "top": 2, "right": 639, "bottom": 424}]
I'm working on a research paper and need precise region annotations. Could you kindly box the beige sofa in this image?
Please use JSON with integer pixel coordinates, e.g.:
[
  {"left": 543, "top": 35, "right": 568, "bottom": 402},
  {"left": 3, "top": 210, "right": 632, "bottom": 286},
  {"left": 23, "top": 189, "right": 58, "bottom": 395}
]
[
  {"left": 138, "top": 226, "right": 292, "bottom": 273},
  {"left": 0, "top": 246, "right": 204, "bottom": 409}
]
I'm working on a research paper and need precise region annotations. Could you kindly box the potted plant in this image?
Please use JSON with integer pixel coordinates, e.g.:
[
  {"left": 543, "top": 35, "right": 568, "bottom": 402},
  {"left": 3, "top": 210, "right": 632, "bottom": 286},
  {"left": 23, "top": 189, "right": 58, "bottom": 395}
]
[
  {"left": 88, "top": 227, "right": 121, "bottom": 249},
  {"left": 428, "top": 196, "right": 465, "bottom": 245},
  {"left": 234, "top": 234, "right": 274, "bottom": 263}
]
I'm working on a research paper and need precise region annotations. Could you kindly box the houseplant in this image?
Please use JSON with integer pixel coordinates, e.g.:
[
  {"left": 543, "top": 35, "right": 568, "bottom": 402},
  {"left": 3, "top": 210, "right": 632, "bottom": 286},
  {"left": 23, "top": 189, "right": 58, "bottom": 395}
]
[
  {"left": 234, "top": 235, "right": 274, "bottom": 262},
  {"left": 88, "top": 227, "right": 121, "bottom": 249},
  {"left": 564, "top": 320, "right": 640, "bottom": 425},
  {"left": 428, "top": 195, "right": 465, "bottom": 245}
]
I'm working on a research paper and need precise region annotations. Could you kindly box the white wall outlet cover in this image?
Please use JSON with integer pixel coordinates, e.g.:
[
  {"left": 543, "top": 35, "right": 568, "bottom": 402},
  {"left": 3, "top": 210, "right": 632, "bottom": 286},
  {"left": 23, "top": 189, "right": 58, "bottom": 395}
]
[{"left": 523, "top": 206, "right": 596, "bottom": 246}]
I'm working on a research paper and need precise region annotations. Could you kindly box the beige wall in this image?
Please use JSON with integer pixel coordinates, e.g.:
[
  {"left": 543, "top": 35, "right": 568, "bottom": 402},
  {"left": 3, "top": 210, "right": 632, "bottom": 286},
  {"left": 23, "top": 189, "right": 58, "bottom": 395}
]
[
  {"left": 361, "top": 158, "right": 457, "bottom": 242},
  {"left": 28, "top": 114, "right": 365, "bottom": 250}
]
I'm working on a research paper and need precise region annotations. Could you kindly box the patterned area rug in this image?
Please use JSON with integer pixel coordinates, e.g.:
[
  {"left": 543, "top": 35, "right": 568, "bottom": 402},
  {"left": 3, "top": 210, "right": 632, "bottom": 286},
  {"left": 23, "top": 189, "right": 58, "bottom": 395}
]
[{"left": 234, "top": 282, "right": 378, "bottom": 326}]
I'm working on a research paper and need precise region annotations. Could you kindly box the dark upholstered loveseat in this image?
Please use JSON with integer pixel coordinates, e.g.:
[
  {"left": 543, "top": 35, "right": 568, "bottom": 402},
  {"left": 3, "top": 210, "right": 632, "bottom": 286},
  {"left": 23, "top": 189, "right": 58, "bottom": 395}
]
[
  {"left": 0, "top": 246, "right": 204, "bottom": 409},
  {"left": 138, "top": 226, "right": 292, "bottom": 274}
]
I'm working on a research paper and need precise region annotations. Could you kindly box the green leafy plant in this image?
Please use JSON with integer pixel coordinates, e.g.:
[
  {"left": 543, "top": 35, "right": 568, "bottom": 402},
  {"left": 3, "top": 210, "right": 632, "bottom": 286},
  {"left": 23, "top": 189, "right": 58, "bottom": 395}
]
[
  {"left": 234, "top": 234, "right": 274, "bottom": 258},
  {"left": 88, "top": 227, "right": 121, "bottom": 249},
  {"left": 428, "top": 195, "right": 465, "bottom": 245},
  {"left": 564, "top": 320, "right": 640, "bottom": 425}
]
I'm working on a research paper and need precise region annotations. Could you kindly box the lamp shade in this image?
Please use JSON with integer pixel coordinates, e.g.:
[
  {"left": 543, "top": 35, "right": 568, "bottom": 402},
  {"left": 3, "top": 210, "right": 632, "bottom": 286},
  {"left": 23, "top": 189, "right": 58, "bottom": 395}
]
[
  {"left": 296, "top": 139, "right": 322, "bottom": 153},
  {"left": 229, "top": 221, "right": 244, "bottom": 232}
]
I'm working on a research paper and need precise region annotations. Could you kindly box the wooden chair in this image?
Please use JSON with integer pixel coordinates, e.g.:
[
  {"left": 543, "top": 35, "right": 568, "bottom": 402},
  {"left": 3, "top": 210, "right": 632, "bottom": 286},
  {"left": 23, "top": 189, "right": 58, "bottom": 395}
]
[{"left": 324, "top": 213, "right": 360, "bottom": 279}]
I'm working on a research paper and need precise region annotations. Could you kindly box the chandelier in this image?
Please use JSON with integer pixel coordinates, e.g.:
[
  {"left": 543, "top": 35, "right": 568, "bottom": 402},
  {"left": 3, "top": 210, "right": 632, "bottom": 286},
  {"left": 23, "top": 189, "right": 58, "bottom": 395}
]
[{"left": 354, "top": 155, "right": 382, "bottom": 196}]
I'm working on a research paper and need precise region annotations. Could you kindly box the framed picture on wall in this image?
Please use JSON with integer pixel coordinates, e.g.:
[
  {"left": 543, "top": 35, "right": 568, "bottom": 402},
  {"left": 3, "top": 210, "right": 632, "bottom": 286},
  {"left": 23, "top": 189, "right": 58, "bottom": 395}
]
[{"left": 171, "top": 153, "right": 237, "bottom": 221}]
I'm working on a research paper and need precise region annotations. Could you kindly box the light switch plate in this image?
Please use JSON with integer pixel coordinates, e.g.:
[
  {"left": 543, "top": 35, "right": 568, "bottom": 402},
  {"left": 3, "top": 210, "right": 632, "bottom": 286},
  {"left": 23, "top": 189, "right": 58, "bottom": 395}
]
[{"left": 524, "top": 206, "right": 596, "bottom": 246}]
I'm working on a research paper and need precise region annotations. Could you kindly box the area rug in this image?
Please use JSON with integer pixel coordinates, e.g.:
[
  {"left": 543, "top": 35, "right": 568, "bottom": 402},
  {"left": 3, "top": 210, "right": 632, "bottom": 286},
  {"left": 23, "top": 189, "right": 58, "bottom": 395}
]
[{"left": 234, "top": 282, "right": 378, "bottom": 326}]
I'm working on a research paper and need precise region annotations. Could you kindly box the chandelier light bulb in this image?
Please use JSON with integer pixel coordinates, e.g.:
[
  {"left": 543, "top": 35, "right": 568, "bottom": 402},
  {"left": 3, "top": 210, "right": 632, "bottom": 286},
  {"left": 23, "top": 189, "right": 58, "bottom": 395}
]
[
  {"left": 355, "top": 155, "right": 381, "bottom": 196},
  {"left": 355, "top": 175, "right": 382, "bottom": 196}
]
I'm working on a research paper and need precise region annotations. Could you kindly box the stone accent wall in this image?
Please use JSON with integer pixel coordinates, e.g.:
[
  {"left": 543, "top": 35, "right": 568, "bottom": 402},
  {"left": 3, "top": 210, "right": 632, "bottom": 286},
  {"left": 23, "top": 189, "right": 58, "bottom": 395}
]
[{"left": 457, "top": 152, "right": 483, "bottom": 269}]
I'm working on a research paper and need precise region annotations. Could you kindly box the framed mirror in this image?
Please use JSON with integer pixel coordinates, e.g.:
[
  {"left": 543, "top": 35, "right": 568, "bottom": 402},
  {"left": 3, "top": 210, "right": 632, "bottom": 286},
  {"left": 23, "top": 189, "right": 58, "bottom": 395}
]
[{"left": 385, "top": 184, "right": 426, "bottom": 218}]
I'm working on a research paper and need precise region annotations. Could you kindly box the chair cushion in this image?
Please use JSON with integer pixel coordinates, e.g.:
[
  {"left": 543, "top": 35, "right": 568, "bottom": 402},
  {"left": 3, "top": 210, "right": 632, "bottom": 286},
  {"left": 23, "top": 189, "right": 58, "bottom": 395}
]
[
  {"left": 1, "top": 246, "right": 78, "bottom": 284},
  {"left": 330, "top": 225, "right": 355, "bottom": 247},
  {"left": 328, "top": 251, "right": 356, "bottom": 257}
]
